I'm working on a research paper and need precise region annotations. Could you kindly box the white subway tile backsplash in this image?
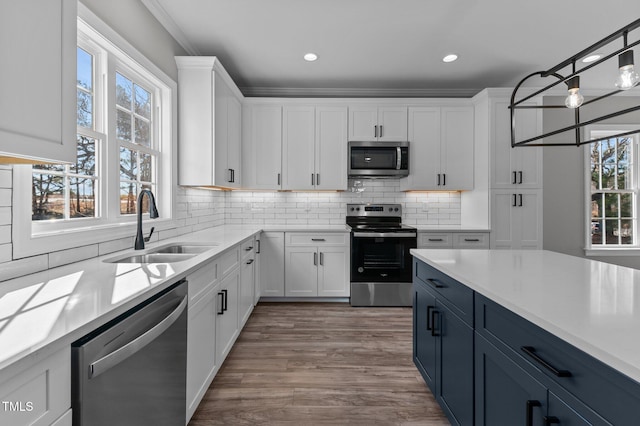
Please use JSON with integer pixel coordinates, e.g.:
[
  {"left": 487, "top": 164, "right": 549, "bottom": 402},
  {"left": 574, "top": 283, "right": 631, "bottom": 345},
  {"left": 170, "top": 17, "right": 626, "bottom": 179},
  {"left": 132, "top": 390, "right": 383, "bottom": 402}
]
[
  {"left": 0, "top": 189, "right": 11, "bottom": 207},
  {"left": 0, "top": 243, "right": 11, "bottom": 262},
  {"left": 0, "top": 255, "right": 48, "bottom": 282},
  {"left": 0, "top": 169, "right": 12, "bottom": 188},
  {"left": 49, "top": 244, "right": 100, "bottom": 268}
]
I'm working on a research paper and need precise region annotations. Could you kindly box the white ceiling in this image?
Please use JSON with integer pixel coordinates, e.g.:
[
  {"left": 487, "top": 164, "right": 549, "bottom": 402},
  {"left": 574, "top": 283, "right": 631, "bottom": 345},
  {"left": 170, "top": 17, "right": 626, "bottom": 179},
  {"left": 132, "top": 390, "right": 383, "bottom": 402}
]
[{"left": 142, "top": 0, "right": 640, "bottom": 97}]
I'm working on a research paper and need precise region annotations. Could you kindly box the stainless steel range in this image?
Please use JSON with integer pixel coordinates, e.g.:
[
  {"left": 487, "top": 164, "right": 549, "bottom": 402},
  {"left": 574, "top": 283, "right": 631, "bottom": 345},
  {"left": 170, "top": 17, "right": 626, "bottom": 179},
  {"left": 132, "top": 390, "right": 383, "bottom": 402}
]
[{"left": 347, "top": 204, "right": 417, "bottom": 307}]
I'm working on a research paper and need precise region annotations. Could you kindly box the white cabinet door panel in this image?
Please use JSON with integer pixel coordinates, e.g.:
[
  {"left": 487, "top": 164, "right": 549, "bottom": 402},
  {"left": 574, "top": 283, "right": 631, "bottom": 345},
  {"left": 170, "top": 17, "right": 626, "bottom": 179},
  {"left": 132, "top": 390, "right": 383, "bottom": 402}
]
[
  {"left": 260, "top": 232, "right": 285, "bottom": 297},
  {"left": 402, "top": 107, "right": 440, "bottom": 190},
  {"left": 243, "top": 105, "right": 282, "bottom": 189},
  {"left": 378, "top": 107, "right": 408, "bottom": 141},
  {"left": 441, "top": 106, "right": 474, "bottom": 190},
  {"left": 285, "top": 247, "right": 318, "bottom": 296},
  {"left": 348, "top": 107, "right": 377, "bottom": 141},
  {"left": 317, "top": 246, "right": 349, "bottom": 297},
  {"left": 282, "top": 106, "right": 315, "bottom": 190},
  {"left": 315, "top": 107, "right": 348, "bottom": 190}
]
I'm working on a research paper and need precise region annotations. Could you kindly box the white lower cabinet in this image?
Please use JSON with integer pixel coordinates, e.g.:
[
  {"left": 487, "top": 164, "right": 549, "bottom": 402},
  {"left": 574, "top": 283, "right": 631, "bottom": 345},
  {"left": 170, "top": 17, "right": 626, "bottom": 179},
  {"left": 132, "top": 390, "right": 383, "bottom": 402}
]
[
  {"left": 0, "top": 347, "right": 70, "bottom": 426},
  {"left": 216, "top": 268, "right": 240, "bottom": 364},
  {"left": 418, "top": 231, "right": 490, "bottom": 249},
  {"left": 239, "top": 239, "right": 256, "bottom": 327},
  {"left": 186, "top": 261, "right": 219, "bottom": 421},
  {"left": 491, "top": 189, "right": 542, "bottom": 249},
  {"left": 259, "top": 232, "right": 286, "bottom": 297},
  {"left": 284, "top": 233, "right": 349, "bottom": 297}
]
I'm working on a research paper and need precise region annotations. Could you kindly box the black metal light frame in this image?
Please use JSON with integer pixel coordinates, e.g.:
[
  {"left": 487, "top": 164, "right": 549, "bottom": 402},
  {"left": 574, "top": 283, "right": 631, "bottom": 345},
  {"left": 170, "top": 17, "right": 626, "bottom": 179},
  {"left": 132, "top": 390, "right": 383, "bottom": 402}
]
[{"left": 510, "top": 18, "right": 640, "bottom": 147}]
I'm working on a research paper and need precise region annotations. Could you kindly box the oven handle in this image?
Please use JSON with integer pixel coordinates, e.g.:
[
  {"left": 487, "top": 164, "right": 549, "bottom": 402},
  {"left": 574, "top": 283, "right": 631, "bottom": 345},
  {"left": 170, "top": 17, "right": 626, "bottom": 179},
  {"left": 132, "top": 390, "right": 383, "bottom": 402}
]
[{"left": 352, "top": 232, "right": 417, "bottom": 238}]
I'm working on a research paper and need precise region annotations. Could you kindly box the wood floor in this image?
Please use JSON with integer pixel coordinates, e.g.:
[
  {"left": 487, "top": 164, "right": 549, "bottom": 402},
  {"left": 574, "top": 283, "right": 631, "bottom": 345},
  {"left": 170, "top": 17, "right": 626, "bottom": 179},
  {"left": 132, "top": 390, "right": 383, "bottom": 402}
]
[{"left": 189, "top": 302, "right": 450, "bottom": 425}]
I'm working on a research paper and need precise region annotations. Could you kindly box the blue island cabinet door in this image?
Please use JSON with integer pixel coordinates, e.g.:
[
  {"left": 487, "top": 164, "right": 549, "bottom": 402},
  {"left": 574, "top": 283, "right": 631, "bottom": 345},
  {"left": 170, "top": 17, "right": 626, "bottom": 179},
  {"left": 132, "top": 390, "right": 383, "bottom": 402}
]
[
  {"left": 435, "top": 300, "right": 474, "bottom": 426},
  {"left": 475, "top": 334, "right": 547, "bottom": 426},
  {"left": 413, "top": 284, "right": 437, "bottom": 392}
]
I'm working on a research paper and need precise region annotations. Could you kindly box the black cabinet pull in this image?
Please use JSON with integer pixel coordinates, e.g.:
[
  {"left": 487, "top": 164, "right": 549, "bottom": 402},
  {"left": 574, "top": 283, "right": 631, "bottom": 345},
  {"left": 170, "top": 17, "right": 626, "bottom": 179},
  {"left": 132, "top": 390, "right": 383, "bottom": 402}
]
[
  {"left": 316, "top": 173, "right": 320, "bottom": 186},
  {"left": 245, "top": 246, "right": 253, "bottom": 251},
  {"left": 512, "top": 171, "right": 517, "bottom": 184},
  {"left": 311, "top": 173, "right": 315, "bottom": 186},
  {"left": 443, "top": 173, "right": 446, "bottom": 186},
  {"left": 246, "top": 259, "right": 254, "bottom": 265},
  {"left": 521, "top": 346, "right": 571, "bottom": 377},
  {"left": 437, "top": 173, "right": 441, "bottom": 186},
  {"left": 519, "top": 193, "right": 523, "bottom": 207},
  {"left": 314, "top": 252, "right": 318, "bottom": 266},
  {"left": 217, "top": 292, "right": 224, "bottom": 315},
  {"left": 374, "top": 125, "right": 378, "bottom": 138},
  {"left": 544, "top": 416, "right": 560, "bottom": 425},
  {"left": 512, "top": 194, "right": 517, "bottom": 207},
  {"left": 277, "top": 173, "right": 281, "bottom": 186},
  {"left": 222, "top": 289, "right": 228, "bottom": 312},
  {"left": 431, "top": 310, "right": 440, "bottom": 337},
  {"left": 425, "top": 278, "right": 444, "bottom": 288},
  {"left": 319, "top": 252, "right": 324, "bottom": 265},
  {"left": 426, "top": 305, "right": 434, "bottom": 331},
  {"left": 380, "top": 125, "right": 383, "bottom": 138},
  {"left": 311, "top": 238, "right": 326, "bottom": 242},
  {"left": 518, "top": 170, "right": 523, "bottom": 184},
  {"left": 464, "top": 238, "right": 480, "bottom": 242},
  {"left": 526, "top": 400, "right": 541, "bottom": 426},
  {"left": 428, "top": 238, "right": 444, "bottom": 242},
  {"left": 256, "top": 239, "right": 261, "bottom": 253}
]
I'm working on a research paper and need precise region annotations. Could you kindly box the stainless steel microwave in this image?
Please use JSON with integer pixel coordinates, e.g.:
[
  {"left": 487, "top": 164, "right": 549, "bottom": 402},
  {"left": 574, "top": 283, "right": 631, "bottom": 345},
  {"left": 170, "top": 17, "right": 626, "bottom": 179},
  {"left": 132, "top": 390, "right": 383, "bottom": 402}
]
[{"left": 348, "top": 141, "right": 409, "bottom": 177}]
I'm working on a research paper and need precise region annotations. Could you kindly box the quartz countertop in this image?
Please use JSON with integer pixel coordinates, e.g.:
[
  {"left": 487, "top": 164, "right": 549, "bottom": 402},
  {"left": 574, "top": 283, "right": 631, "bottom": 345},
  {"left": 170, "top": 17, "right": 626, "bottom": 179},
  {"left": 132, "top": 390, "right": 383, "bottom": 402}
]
[
  {"left": 0, "top": 225, "right": 262, "bottom": 375},
  {"left": 415, "top": 227, "right": 490, "bottom": 232},
  {"left": 411, "top": 249, "right": 640, "bottom": 384}
]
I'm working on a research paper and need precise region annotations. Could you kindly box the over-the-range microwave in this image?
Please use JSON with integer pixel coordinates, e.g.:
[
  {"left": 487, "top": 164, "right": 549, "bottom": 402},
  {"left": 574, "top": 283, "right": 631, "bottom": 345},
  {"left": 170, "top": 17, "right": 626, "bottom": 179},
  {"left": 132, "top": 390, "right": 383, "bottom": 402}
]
[{"left": 348, "top": 141, "right": 409, "bottom": 178}]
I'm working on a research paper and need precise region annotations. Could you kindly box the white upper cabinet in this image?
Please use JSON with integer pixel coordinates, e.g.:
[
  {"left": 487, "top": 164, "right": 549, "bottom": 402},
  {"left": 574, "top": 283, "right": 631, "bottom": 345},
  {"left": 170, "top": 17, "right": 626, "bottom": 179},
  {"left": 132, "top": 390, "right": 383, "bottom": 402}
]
[
  {"left": 491, "top": 97, "right": 542, "bottom": 189},
  {"left": 281, "top": 104, "right": 347, "bottom": 191},
  {"left": 175, "top": 57, "right": 243, "bottom": 188},
  {"left": 348, "top": 106, "right": 407, "bottom": 141},
  {"left": 401, "top": 105, "right": 474, "bottom": 191},
  {"left": 0, "top": 0, "right": 76, "bottom": 164},
  {"left": 242, "top": 105, "right": 282, "bottom": 190}
]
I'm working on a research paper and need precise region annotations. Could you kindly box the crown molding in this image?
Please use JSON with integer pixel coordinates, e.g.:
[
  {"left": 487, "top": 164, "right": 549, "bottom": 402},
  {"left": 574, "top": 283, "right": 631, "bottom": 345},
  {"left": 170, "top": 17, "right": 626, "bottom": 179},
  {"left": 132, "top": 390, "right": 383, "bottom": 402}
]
[
  {"left": 140, "top": 0, "right": 200, "bottom": 56},
  {"left": 239, "top": 86, "right": 482, "bottom": 98}
]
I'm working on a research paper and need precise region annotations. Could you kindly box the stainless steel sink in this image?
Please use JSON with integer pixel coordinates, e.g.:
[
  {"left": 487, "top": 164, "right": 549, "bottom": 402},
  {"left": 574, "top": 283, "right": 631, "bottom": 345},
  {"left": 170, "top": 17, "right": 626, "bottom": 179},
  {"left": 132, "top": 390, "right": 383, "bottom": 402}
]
[
  {"left": 150, "top": 243, "right": 218, "bottom": 254},
  {"left": 105, "top": 253, "right": 196, "bottom": 264}
]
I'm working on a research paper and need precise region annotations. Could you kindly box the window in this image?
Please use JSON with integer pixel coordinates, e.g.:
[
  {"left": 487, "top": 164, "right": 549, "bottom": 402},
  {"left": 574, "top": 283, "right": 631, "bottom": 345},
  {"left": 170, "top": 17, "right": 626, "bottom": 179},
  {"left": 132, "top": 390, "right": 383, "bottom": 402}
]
[
  {"left": 585, "top": 127, "right": 639, "bottom": 254},
  {"left": 13, "top": 8, "right": 176, "bottom": 258}
]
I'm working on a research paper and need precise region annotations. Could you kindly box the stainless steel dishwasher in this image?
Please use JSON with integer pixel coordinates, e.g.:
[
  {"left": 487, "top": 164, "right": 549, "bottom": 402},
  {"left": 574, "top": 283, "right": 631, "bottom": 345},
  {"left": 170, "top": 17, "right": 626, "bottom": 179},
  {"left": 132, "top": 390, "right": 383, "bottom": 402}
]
[{"left": 72, "top": 280, "right": 188, "bottom": 426}]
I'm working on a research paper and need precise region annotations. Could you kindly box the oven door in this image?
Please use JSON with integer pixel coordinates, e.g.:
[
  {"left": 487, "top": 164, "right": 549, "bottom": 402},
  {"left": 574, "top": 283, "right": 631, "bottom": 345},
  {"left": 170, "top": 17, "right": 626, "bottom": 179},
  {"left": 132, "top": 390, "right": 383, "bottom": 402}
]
[{"left": 350, "top": 232, "right": 416, "bottom": 283}]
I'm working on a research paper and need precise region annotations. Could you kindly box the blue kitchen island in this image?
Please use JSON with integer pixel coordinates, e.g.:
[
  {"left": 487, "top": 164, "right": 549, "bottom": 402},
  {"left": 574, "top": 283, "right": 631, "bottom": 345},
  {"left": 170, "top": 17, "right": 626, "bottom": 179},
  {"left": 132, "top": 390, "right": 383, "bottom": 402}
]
[{"left": 411, "top": 249, "right": 640, "bottom": 426}]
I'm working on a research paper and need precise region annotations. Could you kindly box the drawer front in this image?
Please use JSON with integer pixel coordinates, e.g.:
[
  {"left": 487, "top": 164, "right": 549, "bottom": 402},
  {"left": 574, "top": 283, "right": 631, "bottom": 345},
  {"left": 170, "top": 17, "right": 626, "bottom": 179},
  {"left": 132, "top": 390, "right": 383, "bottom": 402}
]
[
  {"left": 286, "top": 232, "right": 347, "bottom": 246},
  {"left": 220, "top": 247, "right": 240, "bottom": 277},
  {"left": 476, "top": 295, "right": 640, "bottom": 425},
  {"left": 188, "top": 260, "right": 218, "bottom": 303},
  {"left": 418, "top": 232, "right": 453, "bottom": 249},
  {"left": 241, "top": 238, "right": 255, "bottom": 259},
  {"left": 414, "top": 260, "right": 473, "bottom": 326},
  {"left": 453, "top": 232, "right": 489, "bottom": 249},
  {"left": 0, "top": 347, "right": 70, "bottom": 426}
]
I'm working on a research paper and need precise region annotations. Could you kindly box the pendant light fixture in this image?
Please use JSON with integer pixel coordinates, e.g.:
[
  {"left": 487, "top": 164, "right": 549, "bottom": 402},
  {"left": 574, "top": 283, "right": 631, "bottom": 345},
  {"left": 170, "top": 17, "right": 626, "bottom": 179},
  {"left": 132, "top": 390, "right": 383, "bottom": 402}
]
[
  {"left": 615, "top": 50, "right": 640, "bottom": 90},
  {"left": 564, "top": 76, "right": 584, "bottom": 108}
]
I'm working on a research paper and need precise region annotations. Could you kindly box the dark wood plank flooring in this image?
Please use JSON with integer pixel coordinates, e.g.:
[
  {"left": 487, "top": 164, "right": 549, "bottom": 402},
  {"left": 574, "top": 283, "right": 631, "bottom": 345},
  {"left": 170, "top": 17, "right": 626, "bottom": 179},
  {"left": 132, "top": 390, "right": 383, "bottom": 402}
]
[{"left": 189, "top": 302, "right": 450, "bottom": 425}]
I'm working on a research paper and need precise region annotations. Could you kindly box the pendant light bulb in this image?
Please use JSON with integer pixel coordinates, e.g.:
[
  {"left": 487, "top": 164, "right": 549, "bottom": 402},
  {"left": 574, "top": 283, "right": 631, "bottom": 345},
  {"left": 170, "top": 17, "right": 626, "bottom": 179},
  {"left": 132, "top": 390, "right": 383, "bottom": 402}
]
[
  {"left": 565, "top": 76, "right": 584, "bottom": 109},
  {"left": 615, "top": 50, "right": 640, "bottom": 90}
]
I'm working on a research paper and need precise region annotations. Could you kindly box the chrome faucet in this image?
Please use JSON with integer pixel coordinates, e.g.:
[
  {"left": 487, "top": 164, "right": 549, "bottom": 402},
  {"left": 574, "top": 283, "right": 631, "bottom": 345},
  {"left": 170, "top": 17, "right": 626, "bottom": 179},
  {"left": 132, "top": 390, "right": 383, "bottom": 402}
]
[{"left": 134, "top": 189, "right": 159, "bottom": 250}]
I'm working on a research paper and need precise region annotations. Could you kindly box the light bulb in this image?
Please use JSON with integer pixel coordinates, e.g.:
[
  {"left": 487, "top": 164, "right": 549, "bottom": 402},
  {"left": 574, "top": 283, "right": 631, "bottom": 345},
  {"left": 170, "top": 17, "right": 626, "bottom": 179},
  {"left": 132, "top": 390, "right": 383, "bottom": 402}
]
[
  {"left": 565, "top": 76, "right": 584, "bottom": 109},
  {"left": 615, "top": 50, "right": 640, "bottom": 90}
]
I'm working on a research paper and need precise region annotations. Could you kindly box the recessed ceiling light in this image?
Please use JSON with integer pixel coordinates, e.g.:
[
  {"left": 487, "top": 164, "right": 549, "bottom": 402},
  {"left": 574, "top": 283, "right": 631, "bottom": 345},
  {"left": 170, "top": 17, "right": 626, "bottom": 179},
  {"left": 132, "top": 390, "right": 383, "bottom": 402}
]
[
  {"left": 582, "top": 54, "right": 601, "bottom": 63},
  {"left": 304, "top": 53, "right": 318, "bottom": 62},
  {"left": 443, "top": 54, "right": 458, "bottom": 63}
]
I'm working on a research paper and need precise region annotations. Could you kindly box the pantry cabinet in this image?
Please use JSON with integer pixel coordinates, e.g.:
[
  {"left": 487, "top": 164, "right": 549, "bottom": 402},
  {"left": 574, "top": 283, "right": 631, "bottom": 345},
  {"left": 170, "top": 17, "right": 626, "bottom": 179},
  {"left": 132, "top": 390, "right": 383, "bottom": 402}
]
[
  {"left": 348, "top": 106, "right": 408, "bottom": 141},
  {"left": 400, "top": 106, "right": 474, "bottom": 190},
  {"left": 0, "top": 0, "right": 76, "bottom": 164},
  {"left": 175, "top": 57, "right": 243, "bottom": 188}
]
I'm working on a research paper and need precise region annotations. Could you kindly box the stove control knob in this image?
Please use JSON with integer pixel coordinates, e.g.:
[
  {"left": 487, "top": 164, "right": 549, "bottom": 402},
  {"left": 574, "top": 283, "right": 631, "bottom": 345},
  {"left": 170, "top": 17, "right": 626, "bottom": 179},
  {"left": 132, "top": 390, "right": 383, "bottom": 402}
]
[
  {"left": 388, "top": 207, "right": 393, "bottom": 212},
  {"left": 394, "top": 207, "right": 399, "bottom": 212},
  {"left": 356, "top": 207, "right": 360, "bottom": 211},
  {"left": 350, "top": 207, "right": 354, "bottom": 211}
]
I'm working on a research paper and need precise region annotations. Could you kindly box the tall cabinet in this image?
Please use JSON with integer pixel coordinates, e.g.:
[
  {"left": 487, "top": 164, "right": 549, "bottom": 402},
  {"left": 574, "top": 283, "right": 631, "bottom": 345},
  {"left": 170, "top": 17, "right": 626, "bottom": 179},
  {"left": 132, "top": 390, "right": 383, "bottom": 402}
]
[
  {"left": 175, "top": 57, "right": 243, "bottom": 188},
  {"left": 486, "top": 91, "right": 543, "bottom": 249}
]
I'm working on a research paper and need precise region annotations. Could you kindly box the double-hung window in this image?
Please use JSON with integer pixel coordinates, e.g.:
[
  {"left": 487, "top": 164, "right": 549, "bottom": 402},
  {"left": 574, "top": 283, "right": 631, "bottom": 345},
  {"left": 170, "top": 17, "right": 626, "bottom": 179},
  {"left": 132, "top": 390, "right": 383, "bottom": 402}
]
[
  {"left": 13, "top": 10, "right": 175, "bottom": 258},
  {"left": 585, "top": 127, "right": 639, "bottom": 254}
]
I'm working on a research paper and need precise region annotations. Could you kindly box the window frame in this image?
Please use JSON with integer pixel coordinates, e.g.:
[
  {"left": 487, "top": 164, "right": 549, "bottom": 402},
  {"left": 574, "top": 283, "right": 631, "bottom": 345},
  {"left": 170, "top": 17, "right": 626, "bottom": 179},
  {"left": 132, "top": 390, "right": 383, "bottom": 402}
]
[
  {"left": 12, "top": 5, "right": 177, "bottom": 259},
  {"left": 584, "top": 125, "right": 640, "bottom": 256}
]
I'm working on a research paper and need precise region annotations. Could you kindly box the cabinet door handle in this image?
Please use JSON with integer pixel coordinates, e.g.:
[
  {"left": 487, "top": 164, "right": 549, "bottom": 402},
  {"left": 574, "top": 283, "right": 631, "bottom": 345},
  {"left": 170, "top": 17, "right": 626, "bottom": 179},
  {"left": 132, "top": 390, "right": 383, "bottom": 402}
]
[
  {"left": 426, "top": 305, "right": 434, "bottom": 331},
  {"left": 443, "top": 173, "right": 446, "bottom": 186},
  {"left": 311, "top": 173, "right": 315, "bottom": 186},
  {"left": 314, "top": 252, "right": 318, "bottom": 266},
  {"left": 518, "top": 170, "right": 523, "bottom": 184},
  {"left": 512, "top": 194, "right": 517, "bottom": 207},
  {"left": 246, "top": 259, "right": 254, "bottom": 264},
  {"left": 316, "top": 173, "right": 320, "bottom": 186},
  {"left": 380, "top": 125, "right": 383, "bottom": 138},
  {"left": 228, "top": 169, "right": 233, "bottom": 183},
  {"left": 428, "top": 238, "right": 444, "bottom": 242},
  {"left": 222, "top": 289, "right": 228, "bottom": 312},
  {"left": 544, "top": 417, "right": 560, "bottom": 425},
  {"left": 526, "top": 400, "right": 541, "bottom": 426},
  {"left": 519, "top": 193, "right": 523, "bottom": 207},
  {"left": 425, "top": 278, "right": 444, "bottom": 288},
  {"left": 277, "top": 173, "right": 281, "bottom": 186},
  {"left": 437, "top": 173, "right": 441, "bottom": 186},
  {"left": 374, "top": 125, "right": 378, "bottom": 138},
  {"left": 217, "top": 292, "right": 224, "bottom": 315},
  {"left": 256, "top": 239, "right": 261, "bottom": 254},
  {"left": 311, "top": 238, "right": 326, "bottom": 242},
  {"left": 464, "top": 238, "right": 480, "bottom": 242},
  {"left": 512, "top": 171, "right": 517, "bottom": 184},
  {"left": 319, "top": 252, "right": 324, "bottom": 265},
  {"left": 431, "top": 310, "right": 440, "bottom": 336},
  {"left": 521, "top": 346, "right": 571, "bottom": 377}
]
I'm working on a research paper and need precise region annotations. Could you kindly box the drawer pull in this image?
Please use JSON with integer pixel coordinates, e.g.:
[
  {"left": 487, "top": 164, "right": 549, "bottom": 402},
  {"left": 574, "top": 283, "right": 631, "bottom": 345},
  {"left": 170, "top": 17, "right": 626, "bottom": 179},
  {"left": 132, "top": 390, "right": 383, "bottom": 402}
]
[
  {"left": 425, "top": 278, "right": 444, "bottom": 289},
  {"left": 430, "top": 309, "right": 440, "bottom": 337},
  {"left": 464, "top": 238, "right": 480, "bottom": 242},
  {"left": 246, "top": 259, "right": 254, "bottom": 265},
  {"left": 428, "top": 238, "right": 444, "bottom": 242},
  {"left": 544, "top": 417, "right": 560, "bottom": 425},
  {"left": 311, "top": 238, "right": 326, "bottom": 242},
  {"left": 521, "top": 346, "right": 572, "bottom": 377},
  {"left": 526, "top": 400, "right": 541, "bottom": 426},
  {"left": 245, "top": 246, "right": 253, "bottom": 251}
]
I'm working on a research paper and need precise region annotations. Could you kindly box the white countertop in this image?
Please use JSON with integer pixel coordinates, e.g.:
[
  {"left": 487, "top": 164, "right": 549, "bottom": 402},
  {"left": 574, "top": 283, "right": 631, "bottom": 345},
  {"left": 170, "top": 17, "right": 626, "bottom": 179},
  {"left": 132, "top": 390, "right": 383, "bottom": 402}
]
[
  {"left": 411, "top": 249, "right": 640, "bottom": 384},
  {"left": 415, "top": 227, "right": 490, "bottom": 232},
  {"left": 262, "top": 224, "right": 351, "bottom": 232}
]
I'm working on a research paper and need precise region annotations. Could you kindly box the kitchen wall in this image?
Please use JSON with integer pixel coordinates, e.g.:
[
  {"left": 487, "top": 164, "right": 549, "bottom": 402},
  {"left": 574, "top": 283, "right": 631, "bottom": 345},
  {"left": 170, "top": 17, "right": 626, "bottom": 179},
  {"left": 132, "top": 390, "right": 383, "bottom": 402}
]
[
  {"left": 226, "top": 180, "right": 461, "bottom": 226},
  {"left": 543, "top": 95, "right": 640, "bottom": 269}
]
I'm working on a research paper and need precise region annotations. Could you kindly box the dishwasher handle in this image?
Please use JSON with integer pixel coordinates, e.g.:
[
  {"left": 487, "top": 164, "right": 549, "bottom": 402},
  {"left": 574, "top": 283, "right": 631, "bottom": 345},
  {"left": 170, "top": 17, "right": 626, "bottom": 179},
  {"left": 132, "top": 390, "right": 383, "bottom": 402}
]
[{"left": 89, "top": 295, "right": 188, "bottom": 379}]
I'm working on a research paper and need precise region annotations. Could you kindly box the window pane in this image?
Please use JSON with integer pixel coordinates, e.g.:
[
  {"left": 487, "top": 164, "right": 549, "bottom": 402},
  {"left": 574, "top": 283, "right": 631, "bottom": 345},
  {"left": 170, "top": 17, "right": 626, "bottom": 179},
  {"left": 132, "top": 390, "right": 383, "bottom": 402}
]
[
  {"left": 77, "top": 48, "right": 93, "bottom": 90},
  {"left": 116, "top": 109, "right": 132, "bottom": 142},
  {"left": 33, "top": 163, "right": 64, "bottom": 173},
  {"left": 116, "top": 73, "right": 132, "bottom": 109},
  {"left": 140, "top": 153, "right": 153, "bottom": 182},
  {"left": 32, "top": 174, "right": 65, "bottom": 220},
  {"left": 77, "top": 90, "right": 93, "bottom": 128},
  {"left": 134, "top": 85, "right": 151, "bottom": 118},
  {"left": 590, "top": 163, "right": 601, "bottom": 191},
  {"left": 120, "top": 182, "right": 138, "bottom": 215},
  {"left": 618, "top": 162, "right": 631, "bottom": 190},
  {"left": 119, "top": 147, "right": 138, "bottom": 180},
  {"left": 621, "top": 193, "right": 634, "bottom": 218},
  {"left": 601, "top": 139, "right": 616, "bottom": 164},
  {"left": 591, "top": 219, "right": 603, "bottom": 245},
  {"left": 69, "top": 177, "right": 96, "bottom": 218},
  {"left": 604, "top": 193, "right": 619, "bottom": 218},
  {"left": 135, "top": 117, "right": 150, "bottom": 147},
  {"left": 591, "top": 193, "right": 603, "bottom": 219},
  {"left": 72, "top": 136, "right": 96, "bottom": 176},
  {"left": 601, "top": 164, "right": 615, "bottom": 189},
  {"left": 604, "top": 219, "right": 619, "bottom": 244}
]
